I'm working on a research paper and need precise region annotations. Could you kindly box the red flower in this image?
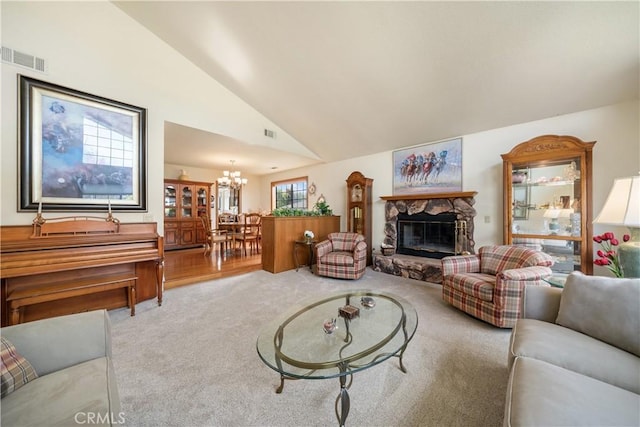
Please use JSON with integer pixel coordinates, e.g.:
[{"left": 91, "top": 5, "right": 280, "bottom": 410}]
[{"left": 593, "top": 232, "right": 624, "bottom": 277}]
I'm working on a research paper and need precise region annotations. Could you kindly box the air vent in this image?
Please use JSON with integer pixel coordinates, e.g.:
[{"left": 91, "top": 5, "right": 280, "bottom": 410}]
[
  {"left": 264, "top": 129, "right": 277, "bottom": 139},
  {"left": 1, "top": 46, "right": 47, "bottom": 73}
]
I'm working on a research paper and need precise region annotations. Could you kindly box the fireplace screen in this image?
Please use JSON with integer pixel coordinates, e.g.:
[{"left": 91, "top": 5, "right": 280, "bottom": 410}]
[{"left": 397, "top": 213, "right": 459, "bottom": 259}]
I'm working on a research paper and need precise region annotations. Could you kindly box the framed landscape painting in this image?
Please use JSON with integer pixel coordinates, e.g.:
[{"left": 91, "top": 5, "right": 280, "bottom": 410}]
[
  {"left": 392, "top": 138, "right": 463, "bottom": 195},
  {"left": 18, "top": 75, "right": 147, "bottom": 212}
]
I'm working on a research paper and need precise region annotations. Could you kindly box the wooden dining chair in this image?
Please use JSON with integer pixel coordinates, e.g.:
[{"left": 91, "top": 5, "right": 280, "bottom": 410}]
[
  {"left": 200, "top": 215, "right": 229, "bottom": 256},
  {"left": 235, "top": 213, "right": 261, "bottom": 256}
]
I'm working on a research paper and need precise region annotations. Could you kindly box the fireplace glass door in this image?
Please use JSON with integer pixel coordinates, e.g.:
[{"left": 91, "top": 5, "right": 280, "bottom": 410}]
[{"left": 397, "top": 213, "right": 457, "bottom": 259}]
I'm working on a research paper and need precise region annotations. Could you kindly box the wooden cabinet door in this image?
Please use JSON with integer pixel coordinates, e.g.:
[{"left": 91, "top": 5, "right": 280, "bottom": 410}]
[
  {"left": 164, "top": 221, "right": 179, "bottom": 248},
  {"left": 180, "top": 221, "right": 195, "bottom": 245}
]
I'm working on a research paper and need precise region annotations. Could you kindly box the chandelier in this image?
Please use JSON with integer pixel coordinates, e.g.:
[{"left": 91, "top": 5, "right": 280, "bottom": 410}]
[{"left": 217, "top": 160, "right": 248, "bottom": 189}]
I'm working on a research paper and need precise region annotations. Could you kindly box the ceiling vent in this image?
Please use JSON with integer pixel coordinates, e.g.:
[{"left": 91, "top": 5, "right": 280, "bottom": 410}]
[
  {"left": 264, "top": 128, "right": 277, "bottom": 139},
  {"left": 2, "top": 46, "right": 47, "bottom": 73}
]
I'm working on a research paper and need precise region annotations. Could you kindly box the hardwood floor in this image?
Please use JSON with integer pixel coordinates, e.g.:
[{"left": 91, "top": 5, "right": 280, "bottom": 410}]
[{"left": 163, "top": 246, "right": 262, "bottom": 289}]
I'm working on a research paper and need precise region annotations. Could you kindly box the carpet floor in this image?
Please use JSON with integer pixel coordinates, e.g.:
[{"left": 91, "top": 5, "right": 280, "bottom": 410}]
[{"left": 109, "top": 267, "right": 512, "bottom": 427}]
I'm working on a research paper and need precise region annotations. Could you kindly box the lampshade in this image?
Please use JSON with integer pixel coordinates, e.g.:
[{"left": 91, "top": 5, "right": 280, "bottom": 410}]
[
  {"left": 217, "top": 160, "right": 248, "bottom": 189},
  {"left": 593, "top": 176, "right": 640, "bottom": 227}
]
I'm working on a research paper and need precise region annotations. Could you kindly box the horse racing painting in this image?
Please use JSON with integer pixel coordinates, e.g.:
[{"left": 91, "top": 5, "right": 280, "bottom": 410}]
[{"left": 393, "top": 138, "right": 462, "bottom": 195}]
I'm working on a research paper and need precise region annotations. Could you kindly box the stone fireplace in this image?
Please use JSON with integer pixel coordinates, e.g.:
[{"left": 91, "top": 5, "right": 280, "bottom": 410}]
[{"left": 374, "top": 192, "right": 477, "bottom": 283}]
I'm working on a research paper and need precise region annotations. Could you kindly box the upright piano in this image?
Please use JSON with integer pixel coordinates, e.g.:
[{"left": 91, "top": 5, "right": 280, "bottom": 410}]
[{"left": 0, "top": 219, "right": 163, "bottom": 326}]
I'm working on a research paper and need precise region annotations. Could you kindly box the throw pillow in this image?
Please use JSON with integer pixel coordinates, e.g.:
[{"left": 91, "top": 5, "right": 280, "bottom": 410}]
[
  {"left": 556, "top": 272, "right": 640, "bottom": 357},
  {"left": 1, "top": 336, "right": 38, "bottom": 398}
]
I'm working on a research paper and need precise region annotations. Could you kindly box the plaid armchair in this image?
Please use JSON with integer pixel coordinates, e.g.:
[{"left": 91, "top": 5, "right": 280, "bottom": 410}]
[
  {"left": 441, "top": 245, "right": 554, "bottom": 328},
  {"left": 316, "top": 232, "right": 367, "bottom": 279}
]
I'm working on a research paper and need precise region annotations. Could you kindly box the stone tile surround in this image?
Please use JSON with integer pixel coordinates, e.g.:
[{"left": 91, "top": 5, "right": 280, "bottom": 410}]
[{"left": 373, "top": 192, "right": 477, "bottom": 284}]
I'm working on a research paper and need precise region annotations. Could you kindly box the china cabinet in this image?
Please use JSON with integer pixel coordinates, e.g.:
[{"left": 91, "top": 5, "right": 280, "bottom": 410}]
[
  {"left": 501, "top": 135, "right": 595, "bottom": 274},
  {"left": 164, "top": 179, "right": 212, "bottom": 250},
  {"left": 346, "top": 171, "right": 373, "bottom": 265}
]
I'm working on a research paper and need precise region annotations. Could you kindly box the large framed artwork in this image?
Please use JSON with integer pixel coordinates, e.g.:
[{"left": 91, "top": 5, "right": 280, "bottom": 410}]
[
  {"left": 18, "top": 75, "right": 147, "bottom": 212},
  {"left": 392, "top": 137, "right": 463, "bottom": 195}
]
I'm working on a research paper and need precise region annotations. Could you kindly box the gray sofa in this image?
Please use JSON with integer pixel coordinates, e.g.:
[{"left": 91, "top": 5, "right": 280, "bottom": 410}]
[
  {"left": 1, "top": 310, "right": 122, "bottom": 426},
  {"left": 504, "top": 272, "right": 640, "bottom": 426}
]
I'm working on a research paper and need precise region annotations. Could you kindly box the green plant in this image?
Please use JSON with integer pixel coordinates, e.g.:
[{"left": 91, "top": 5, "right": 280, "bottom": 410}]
[
  {"left": 271, "top": 201, "right": 333, "bottom": 217},
  {"left": 313, "top": 200, "right": 333, "bottom": 216}
]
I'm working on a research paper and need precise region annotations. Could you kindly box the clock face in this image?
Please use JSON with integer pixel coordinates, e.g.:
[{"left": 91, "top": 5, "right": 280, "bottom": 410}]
[{"left": 351, "top": 184, "right": 363, "bottom": 202}]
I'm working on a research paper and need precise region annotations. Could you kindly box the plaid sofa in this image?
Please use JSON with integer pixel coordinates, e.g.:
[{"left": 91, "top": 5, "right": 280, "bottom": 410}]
[
  {"left": 316, "top": 232, "right": 367, "bottom": 279},
  {"left": 441, "top": 245, "right": 553, "bottom": 328}
]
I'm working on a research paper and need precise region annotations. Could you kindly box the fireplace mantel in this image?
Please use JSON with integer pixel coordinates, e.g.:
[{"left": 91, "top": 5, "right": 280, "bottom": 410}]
[{"left": 380, "top": 191, "right": 477, "bottom": 201}]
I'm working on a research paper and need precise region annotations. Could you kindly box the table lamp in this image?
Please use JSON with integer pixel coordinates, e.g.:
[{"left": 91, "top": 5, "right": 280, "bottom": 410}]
[{"left": 593, "top": 175, "right": 640, "bottom": 278}]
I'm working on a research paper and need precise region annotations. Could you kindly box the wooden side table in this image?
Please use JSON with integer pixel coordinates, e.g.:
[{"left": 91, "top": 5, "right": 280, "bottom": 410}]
[{"left": 294, "top": 240, "right": 317, "bottom": 272}]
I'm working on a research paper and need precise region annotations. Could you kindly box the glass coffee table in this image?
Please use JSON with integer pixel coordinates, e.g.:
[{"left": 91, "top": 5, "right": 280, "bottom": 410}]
[
  {"left": 256, "top": 290, "right": 418, "bottom": 426},
  {"left": 544, "top": 273, "right": 569, "bottom": 288}
]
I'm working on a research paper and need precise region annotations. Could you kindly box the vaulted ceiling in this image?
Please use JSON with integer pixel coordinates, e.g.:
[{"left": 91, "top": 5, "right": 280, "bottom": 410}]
[{"left": 115, "top": 1, "right": 639, "bottom": 175}]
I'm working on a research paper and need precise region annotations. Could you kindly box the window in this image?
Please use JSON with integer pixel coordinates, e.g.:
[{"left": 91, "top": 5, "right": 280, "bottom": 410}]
[{"left": 272, "top": 177, "right": 308, "bottom": 210}]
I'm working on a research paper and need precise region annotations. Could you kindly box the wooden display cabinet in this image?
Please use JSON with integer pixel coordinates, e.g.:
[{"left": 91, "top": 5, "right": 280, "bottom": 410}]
[
  {"left": 346, "top": 171, "right": 373, "bottom": 265},
  {"left": 164, "top": 179, "right": 212, "bottom": 250},
  {"left": 501, "top": 135, "right": 595, "bottom": 274}
]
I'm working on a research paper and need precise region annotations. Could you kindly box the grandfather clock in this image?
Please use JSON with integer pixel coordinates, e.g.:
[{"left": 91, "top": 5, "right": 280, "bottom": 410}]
[{"left": 346, "top": 171, "right": 373, "bottom": 265}]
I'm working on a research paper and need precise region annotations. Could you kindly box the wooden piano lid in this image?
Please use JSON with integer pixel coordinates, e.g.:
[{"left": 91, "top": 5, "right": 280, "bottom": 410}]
[{"left": 32, "top": 214, "right": 120, "bottom": 238}]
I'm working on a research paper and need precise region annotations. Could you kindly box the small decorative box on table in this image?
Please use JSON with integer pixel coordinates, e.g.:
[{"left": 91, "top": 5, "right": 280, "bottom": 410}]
[{"left": 338, "top": 304, "right": 360, "bottom": 320}]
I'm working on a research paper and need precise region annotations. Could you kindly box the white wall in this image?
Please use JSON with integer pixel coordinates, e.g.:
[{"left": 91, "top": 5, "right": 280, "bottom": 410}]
[
  {"left": 260, "top": 100, "right": 639, "bottom": 276},
  {"left": 1, "top": 1, "right": 301, "bottom": 230},
  {"left": 2, "top": 2, "right": 638, "bottom": 278}
]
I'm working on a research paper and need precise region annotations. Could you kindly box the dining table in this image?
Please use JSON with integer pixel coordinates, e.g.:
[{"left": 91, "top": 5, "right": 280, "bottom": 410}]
[
  {"left": 217, "top": 221, "right": 261, "bottom": 255},
  {"left": 217, "top": 221, "right": 242, "bottom": 254}
]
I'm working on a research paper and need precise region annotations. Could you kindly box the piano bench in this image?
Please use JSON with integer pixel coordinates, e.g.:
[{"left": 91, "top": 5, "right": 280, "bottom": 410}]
[{"left": 6, "top": 274, "right": 137, "bottom": 325}]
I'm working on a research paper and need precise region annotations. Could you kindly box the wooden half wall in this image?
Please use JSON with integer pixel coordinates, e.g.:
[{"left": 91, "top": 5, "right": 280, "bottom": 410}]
[{"left": 261, "top": 216, "right": 341, "bottom": 273}]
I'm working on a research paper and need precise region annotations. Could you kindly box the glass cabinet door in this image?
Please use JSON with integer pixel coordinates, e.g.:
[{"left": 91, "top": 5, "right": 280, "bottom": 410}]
[
  {"left": 181, "top": 185, "right": 194, "bottom": 218},
  {"left": 164, "top": 185, "right": 177, "bottom": 218},
  {"left": 349, "top": 206, "right": 364, "bottom": 234},
  {"left": 195, "top": 185, "right": 209, "bottom": 219},
  {"left": 511, "top": 160, "right": 583, "bottom": 273},
  {"left": 511, "top": 161, "right": 581, "bottom": 236}
]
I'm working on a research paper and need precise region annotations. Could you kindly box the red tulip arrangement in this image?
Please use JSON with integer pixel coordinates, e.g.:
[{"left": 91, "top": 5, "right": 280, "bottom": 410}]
[{"left": 593, "top": 232, "right": 630, "bottom": 278}]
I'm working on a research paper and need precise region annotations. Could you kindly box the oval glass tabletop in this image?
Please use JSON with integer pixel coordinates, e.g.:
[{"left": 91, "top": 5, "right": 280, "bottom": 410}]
[{"left": 256, "top": 290, "right": 418, "bottom": 380}]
